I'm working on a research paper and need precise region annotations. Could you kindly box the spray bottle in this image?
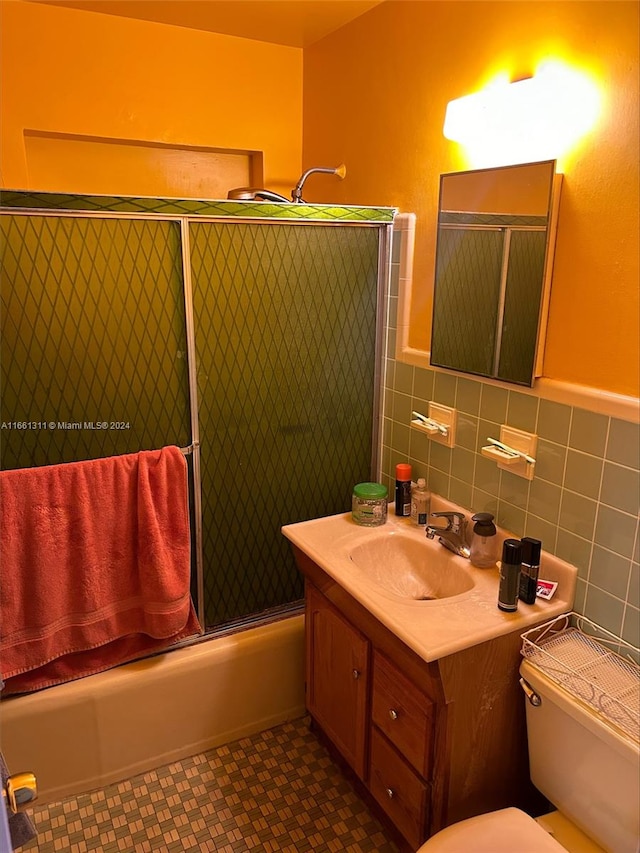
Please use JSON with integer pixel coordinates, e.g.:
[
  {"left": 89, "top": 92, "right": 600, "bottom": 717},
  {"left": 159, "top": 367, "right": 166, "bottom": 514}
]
[{"left": 395, "top": 463, "right": 412, "bottom": 517}]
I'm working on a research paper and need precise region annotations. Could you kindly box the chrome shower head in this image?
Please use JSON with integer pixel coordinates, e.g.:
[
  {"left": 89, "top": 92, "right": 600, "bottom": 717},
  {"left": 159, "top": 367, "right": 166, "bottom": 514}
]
[
  {"left": 291, "top": 164, "right": 346, "bottom": 203},
  {"left": 227, "top": 164, "right": 346, "bottom": 204}
]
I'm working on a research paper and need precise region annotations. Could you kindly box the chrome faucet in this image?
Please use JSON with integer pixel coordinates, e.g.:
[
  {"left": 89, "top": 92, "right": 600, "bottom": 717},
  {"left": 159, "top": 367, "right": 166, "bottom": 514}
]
[{"left": 426, "top": 512, "right": 470, "bottom": 558}]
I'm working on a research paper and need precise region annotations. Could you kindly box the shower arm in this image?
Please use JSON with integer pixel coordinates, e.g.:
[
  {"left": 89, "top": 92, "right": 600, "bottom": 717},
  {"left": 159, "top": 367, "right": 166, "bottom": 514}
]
[
  {"left": 227, "top": 165, "right": 346, "bottom": 204},
  {"left": 291, "top": 164, "right": 346, "bottom": 203}
]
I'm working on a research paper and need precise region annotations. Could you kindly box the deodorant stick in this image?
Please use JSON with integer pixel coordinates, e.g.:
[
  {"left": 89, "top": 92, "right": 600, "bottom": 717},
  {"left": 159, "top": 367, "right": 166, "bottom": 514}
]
[{"left": 519, "top": 537, "right": 542, "bottom": 604}]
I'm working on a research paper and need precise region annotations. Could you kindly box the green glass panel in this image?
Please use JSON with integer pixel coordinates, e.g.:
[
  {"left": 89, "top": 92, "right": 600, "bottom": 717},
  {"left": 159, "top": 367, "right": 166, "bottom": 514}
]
[
  {"left": 431, "top": 227, "right": 504, "bottom": 377},
  {"left": 190, "top": 221, "right": 380, "bottom": 628},
  {"left": 498, "top": 230, "right": 546, "bottom": 385},
  {"left": 0, "top": 214, "right": 190, "bottom": 468}
]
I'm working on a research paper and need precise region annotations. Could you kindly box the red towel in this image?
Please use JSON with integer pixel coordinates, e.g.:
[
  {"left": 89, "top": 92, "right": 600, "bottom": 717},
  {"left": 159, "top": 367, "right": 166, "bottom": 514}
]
[{"left": 0, "top": 447, "right": 202, "bottom": 694}]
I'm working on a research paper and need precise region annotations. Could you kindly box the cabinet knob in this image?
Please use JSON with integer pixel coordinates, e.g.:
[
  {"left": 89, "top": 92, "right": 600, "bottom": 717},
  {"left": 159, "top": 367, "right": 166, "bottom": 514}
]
[
  {"left": 386, "top": 787, "right": 395, "bottom": 799},
  {"left": 388, "top": 708, "right": 398, "bottom": 721},
  {"left": 352, "top": 669, "right": 360, "bottom": 680}
]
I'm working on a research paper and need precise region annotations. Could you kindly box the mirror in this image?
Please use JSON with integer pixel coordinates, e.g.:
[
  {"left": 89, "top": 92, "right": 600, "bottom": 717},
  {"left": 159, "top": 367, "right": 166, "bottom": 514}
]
[{"left": 430, "top": 160, "right": 561, "bottom": 386}]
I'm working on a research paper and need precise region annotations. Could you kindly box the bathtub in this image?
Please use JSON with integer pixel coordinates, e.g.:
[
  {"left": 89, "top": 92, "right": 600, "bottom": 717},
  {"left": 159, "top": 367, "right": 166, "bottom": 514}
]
[{"left": 0, "top": 615, "right": 305, "bottom": 803}]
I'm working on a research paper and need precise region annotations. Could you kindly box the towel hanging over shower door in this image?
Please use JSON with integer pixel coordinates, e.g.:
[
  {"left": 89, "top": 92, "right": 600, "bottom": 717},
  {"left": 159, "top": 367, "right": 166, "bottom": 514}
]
[{"left": 0, "top": 446, "right": 201, "bottom": 695}]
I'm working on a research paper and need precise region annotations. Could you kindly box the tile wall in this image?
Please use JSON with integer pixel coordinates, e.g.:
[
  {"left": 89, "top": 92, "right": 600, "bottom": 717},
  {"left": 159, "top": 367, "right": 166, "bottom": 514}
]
[{"left": 380, "top": 232, "right": 639, "bottom": 647}]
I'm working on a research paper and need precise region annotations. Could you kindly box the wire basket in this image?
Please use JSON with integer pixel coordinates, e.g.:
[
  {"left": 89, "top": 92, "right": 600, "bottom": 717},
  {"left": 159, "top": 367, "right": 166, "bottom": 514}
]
[{"left": 521, "top": 612, "right": 640, "bottom": 744}]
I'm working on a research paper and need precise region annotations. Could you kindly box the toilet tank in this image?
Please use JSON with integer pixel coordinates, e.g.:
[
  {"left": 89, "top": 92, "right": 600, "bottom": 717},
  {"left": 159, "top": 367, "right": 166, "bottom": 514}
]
[{"left": 520, "top": 623, "right": 639, "bottom": 853}]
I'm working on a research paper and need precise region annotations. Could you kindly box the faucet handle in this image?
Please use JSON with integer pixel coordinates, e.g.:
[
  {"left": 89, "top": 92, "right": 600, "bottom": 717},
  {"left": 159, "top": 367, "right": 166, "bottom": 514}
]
[{"left": 429, "top": 511, "right": 466, "bottom": 532}]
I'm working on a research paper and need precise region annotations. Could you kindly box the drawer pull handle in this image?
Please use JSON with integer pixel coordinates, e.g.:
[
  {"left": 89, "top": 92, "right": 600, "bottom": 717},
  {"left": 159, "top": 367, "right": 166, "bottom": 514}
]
[
  {"left": 389, "top": 709, "right": 398, "bottom": 721},
  {"left": 386, "top": 787, "right": 395, "bottom": 799},
  {"left": 352, "top": 669, "right": 360, "bottom": 680}
]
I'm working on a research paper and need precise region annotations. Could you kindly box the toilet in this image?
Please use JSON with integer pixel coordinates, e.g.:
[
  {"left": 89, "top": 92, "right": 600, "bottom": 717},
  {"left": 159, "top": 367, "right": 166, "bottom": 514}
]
[{"left": 417, "top": 639, "right": 640, "bottom": 853}]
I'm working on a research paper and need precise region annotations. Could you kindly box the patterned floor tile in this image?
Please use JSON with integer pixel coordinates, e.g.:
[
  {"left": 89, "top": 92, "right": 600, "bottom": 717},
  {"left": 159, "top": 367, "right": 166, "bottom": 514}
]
[{"left": 22, "top": 717, "right": 398, "bottom": 852}]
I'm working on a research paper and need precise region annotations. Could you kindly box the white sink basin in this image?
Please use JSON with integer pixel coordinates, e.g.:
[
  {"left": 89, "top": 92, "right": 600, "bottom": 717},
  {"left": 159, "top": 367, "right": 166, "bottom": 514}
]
[{"left": 349, "top": 533, "right": 474, "bottom": 600}]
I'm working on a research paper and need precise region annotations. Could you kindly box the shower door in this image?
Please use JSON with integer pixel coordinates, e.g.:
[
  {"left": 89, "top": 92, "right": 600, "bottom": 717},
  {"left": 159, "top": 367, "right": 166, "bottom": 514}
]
[
  {"left": 1, "top": 191, "right": 393, "bottom": 638},
  {"left": 190, "top": 220, "right": 384, "bottom": 628}
]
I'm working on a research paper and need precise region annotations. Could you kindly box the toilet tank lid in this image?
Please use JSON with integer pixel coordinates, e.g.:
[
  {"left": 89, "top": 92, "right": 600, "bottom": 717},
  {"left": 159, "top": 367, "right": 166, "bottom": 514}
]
[{"left": 521, "top": 616, "right": 639, "bottom": 745}]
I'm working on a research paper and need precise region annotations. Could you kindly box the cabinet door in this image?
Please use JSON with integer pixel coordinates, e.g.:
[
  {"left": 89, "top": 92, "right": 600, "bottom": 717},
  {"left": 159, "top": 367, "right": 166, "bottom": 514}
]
[
  {"left": 306, "top": 585, "right": 369, "bottom": 779},
  {"left": 431, "top": 227, "right": 503, "bottom": 378}
]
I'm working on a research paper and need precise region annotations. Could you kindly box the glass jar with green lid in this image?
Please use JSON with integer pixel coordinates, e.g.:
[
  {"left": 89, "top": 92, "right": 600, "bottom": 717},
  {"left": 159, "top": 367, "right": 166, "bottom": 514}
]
[{"left": 352, "top": 482, "right": 388, "bottom": 526}]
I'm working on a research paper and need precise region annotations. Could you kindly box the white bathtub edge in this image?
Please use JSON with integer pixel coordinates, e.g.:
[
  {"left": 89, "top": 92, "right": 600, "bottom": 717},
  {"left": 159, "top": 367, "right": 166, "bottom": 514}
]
[{"left": 1, "top": 615, "right": 306, "bottom": 803}]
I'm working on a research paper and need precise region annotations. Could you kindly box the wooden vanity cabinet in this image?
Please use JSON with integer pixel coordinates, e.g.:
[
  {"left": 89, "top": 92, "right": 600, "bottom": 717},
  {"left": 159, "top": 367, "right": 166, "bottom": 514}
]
[{"left": 295, "top": 546, "right": 540, "bottom": 852}]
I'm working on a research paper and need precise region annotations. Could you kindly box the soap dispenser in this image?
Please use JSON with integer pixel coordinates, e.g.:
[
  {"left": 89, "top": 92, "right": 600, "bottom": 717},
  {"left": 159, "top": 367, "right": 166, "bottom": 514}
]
[{"left": 470, "top": 512, "right": 498, "bottom": 567}]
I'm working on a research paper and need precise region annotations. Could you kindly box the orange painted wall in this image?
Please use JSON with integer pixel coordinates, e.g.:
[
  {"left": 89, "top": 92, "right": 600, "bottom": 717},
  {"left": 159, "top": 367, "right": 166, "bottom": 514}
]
[
  {"left": 2, "top": 1, "right": 638, "bottom": 397},
  {"left": 303, "top": 1, "right": 639, "bottom": 398},
  {"left": 0, "top": 1, "right": 303, "bottom": 199}
]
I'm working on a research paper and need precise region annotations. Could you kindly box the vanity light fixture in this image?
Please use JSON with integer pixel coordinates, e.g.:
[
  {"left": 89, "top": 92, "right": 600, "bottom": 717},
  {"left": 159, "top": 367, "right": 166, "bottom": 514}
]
[{"left": 443, "top": 61, "right": 601, "bottom": 167}]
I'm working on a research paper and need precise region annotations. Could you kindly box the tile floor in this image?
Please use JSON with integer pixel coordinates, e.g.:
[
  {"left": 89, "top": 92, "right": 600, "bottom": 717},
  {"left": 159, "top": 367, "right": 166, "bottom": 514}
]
[{"left": 21, "top": 716, "right": 399, "bottom": 852}]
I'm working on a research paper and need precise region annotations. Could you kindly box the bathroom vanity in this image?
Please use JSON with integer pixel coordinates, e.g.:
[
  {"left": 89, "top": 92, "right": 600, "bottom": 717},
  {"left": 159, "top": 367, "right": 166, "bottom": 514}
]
[{"left": 282, "top": 505, "right": 577, "bottom": 851}]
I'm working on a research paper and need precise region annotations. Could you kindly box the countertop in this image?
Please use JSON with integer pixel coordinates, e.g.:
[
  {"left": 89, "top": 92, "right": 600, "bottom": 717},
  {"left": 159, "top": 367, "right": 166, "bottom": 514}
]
[{"left": 282, "top": 496, "right": 577, "bottom": 663}]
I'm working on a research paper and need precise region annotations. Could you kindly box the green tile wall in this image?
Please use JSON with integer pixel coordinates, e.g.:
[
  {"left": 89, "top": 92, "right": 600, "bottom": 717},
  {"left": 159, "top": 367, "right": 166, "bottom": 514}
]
[{"left": 382, "top": 230, "right": 640, "bottom": 648}]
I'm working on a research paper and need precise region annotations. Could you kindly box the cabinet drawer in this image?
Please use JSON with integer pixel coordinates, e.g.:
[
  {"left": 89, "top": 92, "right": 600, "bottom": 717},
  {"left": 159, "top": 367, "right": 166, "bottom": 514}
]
[
  {"left": 369, "top": 725, "right": 429, "bottom": 850},
  {"left": 372, "top": 650, "right": 434, "bottom": 778}
]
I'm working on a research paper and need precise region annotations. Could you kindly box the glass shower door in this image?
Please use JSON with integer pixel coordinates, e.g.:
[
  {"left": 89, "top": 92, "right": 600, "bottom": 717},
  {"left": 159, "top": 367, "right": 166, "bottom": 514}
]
[{"left": 189, "top": 220, "right": 383, "bottom": 629}]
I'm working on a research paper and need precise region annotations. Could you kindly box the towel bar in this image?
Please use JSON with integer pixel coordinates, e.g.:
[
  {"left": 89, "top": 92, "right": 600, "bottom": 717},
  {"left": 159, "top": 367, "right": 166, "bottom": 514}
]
[{"left": 179, "top": 441, "right": 200, "bottom": 456}]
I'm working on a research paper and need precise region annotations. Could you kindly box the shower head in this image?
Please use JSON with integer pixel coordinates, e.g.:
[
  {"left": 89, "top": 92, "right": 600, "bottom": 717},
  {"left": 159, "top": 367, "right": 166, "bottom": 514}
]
[
  {"left": 227, "top": 164, "right": 346, "bottom": 204},
  {"left": 291, "top": 164, "right": 346, "bottom": 203}
]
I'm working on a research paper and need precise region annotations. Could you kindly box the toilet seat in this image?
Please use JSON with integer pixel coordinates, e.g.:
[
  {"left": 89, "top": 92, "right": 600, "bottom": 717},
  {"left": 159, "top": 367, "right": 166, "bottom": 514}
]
[{"left": 416, "top": 808, "right": 566, "bottom": 852}]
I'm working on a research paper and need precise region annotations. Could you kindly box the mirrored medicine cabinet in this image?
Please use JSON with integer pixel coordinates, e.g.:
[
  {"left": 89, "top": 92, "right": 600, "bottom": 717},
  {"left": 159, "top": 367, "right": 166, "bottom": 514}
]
[{"left": 430, "top": 159, "right": 562, "bottom": 387}]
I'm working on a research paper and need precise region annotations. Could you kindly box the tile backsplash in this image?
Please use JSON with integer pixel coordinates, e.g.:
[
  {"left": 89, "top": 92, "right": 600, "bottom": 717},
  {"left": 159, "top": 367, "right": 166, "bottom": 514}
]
[{"left": 381, "top": 236, "right": 639, "bottom": 647}]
